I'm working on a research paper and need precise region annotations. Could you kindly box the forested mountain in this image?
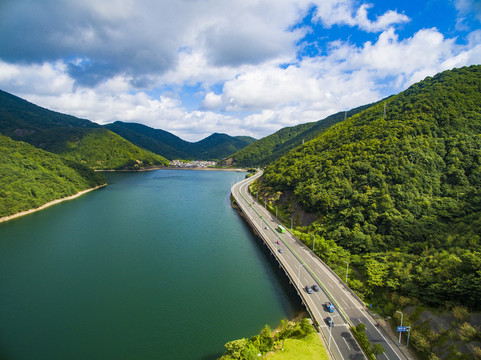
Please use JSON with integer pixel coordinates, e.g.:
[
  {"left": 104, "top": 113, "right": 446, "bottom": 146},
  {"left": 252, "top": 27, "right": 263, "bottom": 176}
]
[
  {"left": 256, "top": 65, "right": 481, "bottom": 309},
  {"left": 224, "top": 102, "right": 377, "bottom": 167},
  {"left": 0, "top": 90, "right": 169, "bottom": 169},
  {"left": 194, "top": 132, "right": 256, "bottom": 160},
  {"left": 105, "top": 121, "right": 255, "bottom": 160},
  {"left": 104, "top": 121, "right": 191, "bottom": 159},
  {"left": 0, "top": 134, "right": 105, "bottom": 218},
  {"left": 57, "top": 128, "right": 169, "bottom": 169}
]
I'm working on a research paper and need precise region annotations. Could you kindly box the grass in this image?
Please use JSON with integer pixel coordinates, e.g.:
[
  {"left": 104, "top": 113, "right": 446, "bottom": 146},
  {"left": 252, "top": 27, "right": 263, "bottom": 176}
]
[{"left": 266, "top": 333, "right": 329, "bottom": 360}]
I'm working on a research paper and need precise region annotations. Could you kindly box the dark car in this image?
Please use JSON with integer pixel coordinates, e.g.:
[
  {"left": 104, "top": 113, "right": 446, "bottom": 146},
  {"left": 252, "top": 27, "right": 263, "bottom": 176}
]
[
  {"left": 312, "top": 284, "right": 320, "bottom": 292},
  {"left": 276, "top": 240, "right": 281, "bottom": 245},
  {"left": 278, "top": 248, "right": 283, "bottom": 253},
  {"left": 326, "top": 317, "right": 334, "bottom": 327},
  {"left": 305, "top": 285, "right": 313, "bottom": 294}
]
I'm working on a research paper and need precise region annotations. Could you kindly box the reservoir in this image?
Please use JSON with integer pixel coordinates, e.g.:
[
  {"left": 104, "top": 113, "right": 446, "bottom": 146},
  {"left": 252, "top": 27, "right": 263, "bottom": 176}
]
[{"left": 0, "top": 170, "right": 301, "bottom": 360}]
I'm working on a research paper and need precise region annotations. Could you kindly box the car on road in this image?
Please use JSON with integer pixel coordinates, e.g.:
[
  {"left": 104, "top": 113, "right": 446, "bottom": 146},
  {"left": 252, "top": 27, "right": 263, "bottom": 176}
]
[
  {"left": 305, "top": 285, "right": 313, "bottom": 294},
  {"left": 324, "top": 302, "right": 335, "bottom": 313},
  {"left": 312, "top": 284, "right": 320, "bottom": 292},
  {"left": 278, "top": 248, "right": 283, "bottom": 253},
  {"left": 326, "top": 317, "right": 334, "bottom": 327},
  {"left": 276, "top": 240, "right": 281, "bottom": 244}
]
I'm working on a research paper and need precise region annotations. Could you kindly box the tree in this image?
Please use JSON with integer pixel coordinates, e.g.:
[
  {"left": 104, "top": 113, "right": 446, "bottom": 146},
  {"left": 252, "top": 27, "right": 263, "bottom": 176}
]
[
  {"left": 222, "top": 338, "right": 249, "bottom": 359},
  {"left": 299, "top": 318, "right": 314, "bottom": 337},
  {"left": 355, "top": 323, "right": 370, "bottom": 350},
  {"left": 371, "top": 343, "right": 385, "bottom": 358},
  {"left": 276, "top": 319, "right": 294, "bottom": 350},
  {"left": 365, "top": 258, "right": 389, "bottom": 288},
  {"left": 258, "top": 325, "right": 274, "bottom": 353}
]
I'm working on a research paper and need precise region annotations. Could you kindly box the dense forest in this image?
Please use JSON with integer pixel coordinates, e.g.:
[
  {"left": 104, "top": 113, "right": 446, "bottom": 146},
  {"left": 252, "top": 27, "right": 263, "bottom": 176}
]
[
  {"left": 54, "top": 128, "right": 169, "bottom": 170},
  {"left": 106, "top": 121, "right": 256, "bottom": 161},
  {"left": 0, "top": 134, "right": 105, "bottom": 218},
  {"left": 226, "top": 102, "right": 377, "bottom": 167},
  {"left": 257, "top": 65, "right": 481, "bottom": 310}
]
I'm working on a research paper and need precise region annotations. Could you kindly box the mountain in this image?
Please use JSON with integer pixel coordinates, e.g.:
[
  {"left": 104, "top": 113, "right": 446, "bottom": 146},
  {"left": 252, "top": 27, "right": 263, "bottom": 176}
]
[
  {"left": 256, "top": 65, "right": 481, "bottom": 310},
  {"left": 0, "top": 90, "right": 169, "bottom": 169},
  {"left": 193, "top": 132, "right": 256, "bottom": 160},
  {"left": 105, "top": 121, "right": 255, "bottom": 160},
  {"left": 223, "top": 102, "right": 377, "bottom": 167},
  {"left": 0, "top": 133, "right": 105, "bottom": 218},
  {"left": 57, "top": 128, "right": 169, "bottom": 170}
]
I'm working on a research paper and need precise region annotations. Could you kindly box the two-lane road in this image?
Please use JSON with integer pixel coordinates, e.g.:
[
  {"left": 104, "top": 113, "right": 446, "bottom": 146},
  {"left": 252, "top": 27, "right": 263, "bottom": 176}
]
[{"left": 232, "top": 171, "right": 410, "bottom": 360}]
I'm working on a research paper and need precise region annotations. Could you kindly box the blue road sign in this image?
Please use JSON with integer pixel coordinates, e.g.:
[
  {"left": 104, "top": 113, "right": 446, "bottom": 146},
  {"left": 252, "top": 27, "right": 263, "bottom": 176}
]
[{"left": 397, "top": 326, "right": 408, "bottom": 332}]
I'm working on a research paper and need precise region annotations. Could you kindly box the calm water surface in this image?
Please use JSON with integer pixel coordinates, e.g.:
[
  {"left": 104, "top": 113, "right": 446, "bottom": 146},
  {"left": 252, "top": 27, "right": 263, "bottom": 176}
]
[{"left": 0, "top": 170, "right": 301, "bottom": 360}]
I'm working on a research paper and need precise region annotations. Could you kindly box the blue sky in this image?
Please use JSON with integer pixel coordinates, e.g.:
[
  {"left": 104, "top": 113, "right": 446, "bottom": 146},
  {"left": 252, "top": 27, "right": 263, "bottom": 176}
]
[{"left": 0, "top": 0, "right": 480, "bottom": 141}]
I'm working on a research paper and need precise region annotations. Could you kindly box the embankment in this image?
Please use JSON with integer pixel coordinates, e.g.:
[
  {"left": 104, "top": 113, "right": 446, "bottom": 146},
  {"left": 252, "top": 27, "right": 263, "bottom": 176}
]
[{"left": 0, "top": 184, "right": 106, "bottom": 224}]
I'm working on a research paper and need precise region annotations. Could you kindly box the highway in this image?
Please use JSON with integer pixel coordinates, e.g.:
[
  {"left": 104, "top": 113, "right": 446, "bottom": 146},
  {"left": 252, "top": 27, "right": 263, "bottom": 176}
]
[{"left": 231, "top": 171, "right": 410, "bottom": 360}]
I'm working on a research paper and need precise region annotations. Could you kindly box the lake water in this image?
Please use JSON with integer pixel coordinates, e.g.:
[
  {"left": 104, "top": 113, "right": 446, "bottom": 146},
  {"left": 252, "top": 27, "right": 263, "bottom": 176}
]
[{"left": 0, "top": 170, "right": 301, "bottom": 360}]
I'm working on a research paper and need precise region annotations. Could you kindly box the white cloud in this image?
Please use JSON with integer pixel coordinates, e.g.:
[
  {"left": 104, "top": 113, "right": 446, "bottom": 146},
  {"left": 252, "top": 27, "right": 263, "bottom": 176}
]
[
  {"left": 454, "top": 0, "right": 481, "bottom": 24},
  {"left": 0, "top": 1, "right": 480, "bottom": 142},
  {"left": 0, "top": 0, "right": 311, "bottom": 87},
  {"left": 0, "top": 61, "right": 73, "bottom": 96},
  {"left": 312, "top": 0, "right": 410, "bottom": 32},
  {"left": 346, "top": 28, "right": 457, "bottom": 77},
  {"left": 201, "top": 92, "right": 224, "bottom": 110}
]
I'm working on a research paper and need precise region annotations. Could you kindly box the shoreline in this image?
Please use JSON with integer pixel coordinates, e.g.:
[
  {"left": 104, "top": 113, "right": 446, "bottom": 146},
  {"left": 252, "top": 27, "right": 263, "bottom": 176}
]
[
  {"left": 159, "top": 166, "right": 247, "bottom": 172},
  {"left": 0, "top": 184, "right": 106, "bottom": 224},
  {"left": 99, "top": 166, "right": 247, "bottom": 172}
]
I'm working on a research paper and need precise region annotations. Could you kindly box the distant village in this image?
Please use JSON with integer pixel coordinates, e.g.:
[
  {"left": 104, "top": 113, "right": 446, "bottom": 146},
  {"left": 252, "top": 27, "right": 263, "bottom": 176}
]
[{"left": 170, "top": 159, "right": 217, "bottom": 168}]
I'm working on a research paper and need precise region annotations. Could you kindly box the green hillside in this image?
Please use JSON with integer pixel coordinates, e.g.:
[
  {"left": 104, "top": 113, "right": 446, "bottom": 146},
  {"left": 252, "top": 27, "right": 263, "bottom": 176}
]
[
  {"left": 0, "top": 90, "right": 169, "bottom": 169},
  {"left": 105, "top": 121, "right": 255, "bottom": 160},
  {"left": 257, "top": 65, "right": 481, "bottom": 309},
  {"left": 194, "top": 132, "right": 256, "bottom": 160},
  {"left": 0, "top": 134, "right": 106, "bottom": 218},
  {"left": 104, "top": 121, "right": 190, "bottom": 159},
  {"left": 58, "top": 128, "right": 169, "bottom": 170},
  {"left": 225, "top": 102, "right": 376, "bottom": 167}
]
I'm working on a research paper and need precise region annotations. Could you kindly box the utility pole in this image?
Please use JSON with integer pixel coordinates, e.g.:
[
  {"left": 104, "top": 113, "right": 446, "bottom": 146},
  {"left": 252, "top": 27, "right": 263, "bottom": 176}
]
[{"left": 396, "top": 311, "right": 404, "bottom": 345}]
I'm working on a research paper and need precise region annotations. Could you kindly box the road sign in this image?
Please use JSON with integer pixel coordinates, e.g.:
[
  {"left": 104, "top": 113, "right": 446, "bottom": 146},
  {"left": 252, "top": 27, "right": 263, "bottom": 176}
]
[{"left": 397, "top": 326, "right": 408, "bottom": 332}]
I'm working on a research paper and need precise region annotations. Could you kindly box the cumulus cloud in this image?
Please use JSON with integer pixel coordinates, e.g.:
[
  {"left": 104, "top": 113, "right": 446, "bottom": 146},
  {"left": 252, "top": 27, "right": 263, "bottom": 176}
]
[
  {"left": 0, "top": 0, "right": 480, "bottom": 141},
  {"left": 0, "top": 0, "right": 308, "bottom": 88},
  {"left": 312, "top": 0, "right": 410, "bottom": 32},
  {"left": 197, "top": 26, "right": 475, "bottom": 117}
]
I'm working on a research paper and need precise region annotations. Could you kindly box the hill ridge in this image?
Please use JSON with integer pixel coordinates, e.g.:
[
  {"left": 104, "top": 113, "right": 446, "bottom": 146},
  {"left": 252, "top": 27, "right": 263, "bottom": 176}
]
[
  {"left": 257, "top": 65, "right": 481, "bottom": 312},
  {"left": 104, "top": 121, "right": 255, "bottom": 160}
]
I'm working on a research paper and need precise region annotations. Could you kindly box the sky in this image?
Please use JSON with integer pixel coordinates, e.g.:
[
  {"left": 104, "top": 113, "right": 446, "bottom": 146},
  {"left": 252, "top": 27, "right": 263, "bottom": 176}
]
[{"left": 0, "top": 0, "right": 480, "bottom": 141}]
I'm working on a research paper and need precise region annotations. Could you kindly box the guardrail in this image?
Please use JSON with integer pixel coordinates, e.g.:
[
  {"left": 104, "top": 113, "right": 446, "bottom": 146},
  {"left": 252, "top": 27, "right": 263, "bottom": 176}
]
[{"left": 235, "top": 184, "right": 352, "bottom": 326}]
